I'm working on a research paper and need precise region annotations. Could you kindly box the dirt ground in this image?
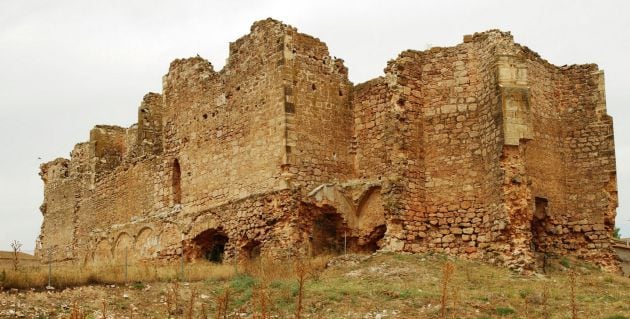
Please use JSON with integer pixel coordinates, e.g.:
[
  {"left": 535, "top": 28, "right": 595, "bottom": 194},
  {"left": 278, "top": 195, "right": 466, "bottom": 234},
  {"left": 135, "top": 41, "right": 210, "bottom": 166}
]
[{"left": 1, "top": 253, "right": 629, "bottom": 318}]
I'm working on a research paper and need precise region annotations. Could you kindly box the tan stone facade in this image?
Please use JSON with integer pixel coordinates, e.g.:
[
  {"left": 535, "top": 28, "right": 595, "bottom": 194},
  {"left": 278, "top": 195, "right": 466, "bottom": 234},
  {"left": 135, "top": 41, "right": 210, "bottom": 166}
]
[{"left": 37, "top": 19, "right": 620, "bottom": 272}]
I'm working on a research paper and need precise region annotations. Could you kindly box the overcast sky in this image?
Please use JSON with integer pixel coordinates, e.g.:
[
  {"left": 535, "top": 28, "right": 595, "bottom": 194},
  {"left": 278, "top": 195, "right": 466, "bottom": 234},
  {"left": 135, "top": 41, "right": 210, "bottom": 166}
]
[{"left": 1, "top": 0, "right": 629, "bottom": 252}]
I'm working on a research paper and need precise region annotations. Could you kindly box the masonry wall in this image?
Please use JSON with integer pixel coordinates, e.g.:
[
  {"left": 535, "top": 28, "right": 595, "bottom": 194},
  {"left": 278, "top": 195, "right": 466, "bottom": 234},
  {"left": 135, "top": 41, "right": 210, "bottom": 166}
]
[
  {"left": 561, "top": 67, "right": 618, "bottom": 269},
  {"left": 370, "top": 34, "right": 506, "bottom": 260},
  {"left": 38, "top": 159, "right": 77, "bottom": 261},
  {"left": 351, "top": 78, "right": 391, "bottom": 180},
  {"left": 37, "top": 21, "right": 619, "bottom": 272},
  {"left": 282, "top": 29, "right": 354, "bottom": 191},
  {"left": 160, "top": 21, "right": 287, "bottom": 212}
]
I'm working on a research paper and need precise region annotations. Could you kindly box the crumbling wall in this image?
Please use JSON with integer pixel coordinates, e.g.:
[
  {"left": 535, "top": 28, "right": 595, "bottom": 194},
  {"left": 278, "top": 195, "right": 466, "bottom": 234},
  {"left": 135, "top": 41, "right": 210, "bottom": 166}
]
[
  {"left": 38, "top": 159, "right": 77, "bottom": 261},
  {"left": 37, "top": 20, "right": 619, "bottom": 272},
  {"left": 374, "top": 32, "right": 507, "bottom": 260},
  {"left": 560, "top": 67, "right": 618, "bottom": 271},
  {"left": 137, "top": 92, "right": 164, "bottom": 157}
]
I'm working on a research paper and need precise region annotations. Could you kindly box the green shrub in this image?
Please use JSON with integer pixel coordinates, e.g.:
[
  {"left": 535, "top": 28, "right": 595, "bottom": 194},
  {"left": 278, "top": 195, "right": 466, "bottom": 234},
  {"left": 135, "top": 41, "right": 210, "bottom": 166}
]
[
  {"left": 495, "top": 307, "right": 515, "bottom": 316},
  {"left": 560, "top": 257, "right": 571, "bottom": 268},
  {"left": 132, "top": 282, "right": 146, "bottom": 290},
  {"left": 230, "top": 273, "right": 256, "bottom": 291}
]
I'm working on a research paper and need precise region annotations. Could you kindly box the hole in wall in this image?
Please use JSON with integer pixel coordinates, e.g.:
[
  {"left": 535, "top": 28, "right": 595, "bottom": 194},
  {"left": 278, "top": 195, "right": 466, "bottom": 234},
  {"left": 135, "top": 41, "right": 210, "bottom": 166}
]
[
  {"left": 242, "top": 240, "right": 262, "bottom": 260},
  {"left": 311, "top": 83, "right": 317, "bottom": 91},
  {"left": 531, "top": 197, "right": 549, "bottom": 254},
  {"left": 192, "top": 229, "right": 228, "bottom": 263},
  {"left": 356, "top": 225, "right": 386, "bottom": 253},
  {"left": 311, "top": 212, "right": 345, "bottom": 256},
  {"left": 203, "top": 114, "right": 208, "bottom": 120}
]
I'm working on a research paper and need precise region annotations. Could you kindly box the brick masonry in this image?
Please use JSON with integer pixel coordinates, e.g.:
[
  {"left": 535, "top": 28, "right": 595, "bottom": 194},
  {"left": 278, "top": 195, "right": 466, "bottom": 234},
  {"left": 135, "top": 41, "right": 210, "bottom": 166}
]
[{"left": 37, "top": 19, "right": 620, "bottom": 273}]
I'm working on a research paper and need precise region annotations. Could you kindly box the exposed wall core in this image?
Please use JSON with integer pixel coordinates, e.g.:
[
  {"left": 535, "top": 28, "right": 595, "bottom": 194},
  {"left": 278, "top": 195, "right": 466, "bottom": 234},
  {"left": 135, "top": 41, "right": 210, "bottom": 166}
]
[
  {"left": 531, "top": 197, "right": 549, "bottom": 253},
  {"left": 37, "top": 19, "right": 619, "bottom": 273}
]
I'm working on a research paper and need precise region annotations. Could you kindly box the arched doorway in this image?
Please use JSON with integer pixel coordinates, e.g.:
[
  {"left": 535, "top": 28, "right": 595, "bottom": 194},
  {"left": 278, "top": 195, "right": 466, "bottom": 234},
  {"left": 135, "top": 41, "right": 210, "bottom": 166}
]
[
  {"left": 311, "top": 211, "right": 346, "bottom": 256},
  {"left": 93, "top": 239, "right": 112, "bottom": 264},
  {"left": 191, "top": 229, "right": 229, "bottom": 263}
]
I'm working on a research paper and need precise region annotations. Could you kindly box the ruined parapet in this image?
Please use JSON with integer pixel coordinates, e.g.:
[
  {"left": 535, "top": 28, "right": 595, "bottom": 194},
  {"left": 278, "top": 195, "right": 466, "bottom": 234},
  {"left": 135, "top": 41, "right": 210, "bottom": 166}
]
[
  {"left": 90, "top": 125, "right": 127, "bottom": 179},
  {"left": 137, "top": 92, "right": 164, "bottom": 156},
  {"left": 38, "top": 158, "right": 79, "bottom": 261}
]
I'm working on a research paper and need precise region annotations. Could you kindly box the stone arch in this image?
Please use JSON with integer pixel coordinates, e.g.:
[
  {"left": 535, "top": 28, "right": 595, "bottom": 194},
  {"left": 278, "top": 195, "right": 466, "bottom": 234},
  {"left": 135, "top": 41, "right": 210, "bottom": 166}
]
[
  {"left": 93, "top": 239, "right": 112, "bottom": 264},
  {"left": 308, "top": 184, "right": 357, "bottom": 228},
  {"left": 354, "top": 187, "right": 387, "bottom": 252},
  {"left": 188, "top": 216, "right": 221, "bottom": 241},
  {"left": 136, "top": 227, "right": 158, "bottom": 259},
  {"left": 113, "top": 232, "right": 133, "bottom": 262},
  {"left": 190, "top": 228, "right": 229, "bottom": 263}
]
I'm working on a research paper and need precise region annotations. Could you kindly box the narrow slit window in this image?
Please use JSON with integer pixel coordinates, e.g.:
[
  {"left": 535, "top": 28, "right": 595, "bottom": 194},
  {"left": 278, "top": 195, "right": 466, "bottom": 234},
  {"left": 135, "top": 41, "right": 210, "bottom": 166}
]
[{"left": 172, "top": 159, "right": 182, "bottom": 205}]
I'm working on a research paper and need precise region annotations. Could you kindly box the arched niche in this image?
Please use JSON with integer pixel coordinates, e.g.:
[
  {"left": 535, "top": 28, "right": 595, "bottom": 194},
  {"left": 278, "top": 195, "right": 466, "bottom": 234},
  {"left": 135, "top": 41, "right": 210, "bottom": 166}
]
[
  {"left": 93, "top": 239, "right": 112, "bottom": 264},
  {"left": 113, "top": 232, "right": 133, "bottom": 262},
  {"left": 136, "top": 227, "right": 158, "bottom": 259}
]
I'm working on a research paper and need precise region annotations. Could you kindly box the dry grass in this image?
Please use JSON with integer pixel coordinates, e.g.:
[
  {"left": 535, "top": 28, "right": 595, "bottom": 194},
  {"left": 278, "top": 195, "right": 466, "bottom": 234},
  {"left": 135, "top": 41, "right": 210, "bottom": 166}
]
[
  {"left": 1, "top": 253, "right": 629, "bottom": 318},
  {"left": 0, "top": 261, "right": 235, "bottom": 290},
  {"left": 440, "top": 262, "right": 454, "bottom": 319}
]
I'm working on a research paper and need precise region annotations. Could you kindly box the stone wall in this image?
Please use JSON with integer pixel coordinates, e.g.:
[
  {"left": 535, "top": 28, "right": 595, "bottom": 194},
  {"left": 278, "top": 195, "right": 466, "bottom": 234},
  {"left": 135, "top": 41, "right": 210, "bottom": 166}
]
[{"left": 37, "top": 19, "right": 620, "bottom": 273}]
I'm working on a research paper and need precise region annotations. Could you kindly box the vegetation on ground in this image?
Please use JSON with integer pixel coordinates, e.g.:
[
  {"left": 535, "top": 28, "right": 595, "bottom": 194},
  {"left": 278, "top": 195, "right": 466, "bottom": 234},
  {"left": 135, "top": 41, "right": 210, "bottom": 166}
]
[{"left": 0, "top": 252, "right": 629, "bottom": 318}]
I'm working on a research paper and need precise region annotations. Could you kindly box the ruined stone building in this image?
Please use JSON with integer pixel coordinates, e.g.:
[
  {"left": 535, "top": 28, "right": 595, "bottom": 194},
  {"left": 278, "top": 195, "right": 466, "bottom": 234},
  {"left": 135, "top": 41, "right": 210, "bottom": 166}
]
[{"left": 37, "top": 19, "right": 620, "bottom": 272}]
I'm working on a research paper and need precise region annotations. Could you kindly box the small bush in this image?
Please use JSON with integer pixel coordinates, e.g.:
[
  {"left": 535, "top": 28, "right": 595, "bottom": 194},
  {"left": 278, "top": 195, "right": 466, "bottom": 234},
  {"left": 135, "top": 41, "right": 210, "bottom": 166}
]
[
  {"left": 560, "top": 257, "right": 571, "bottom": 268},
  {"left": 132, "top": 282, "right": 146, "bottom": 290},
  {"left": 495, "top": 307, "right": 515, "bottom": 316},
  {"left": 230, "top": 273, "right": 257, "bottom": 291},
  {"left": 518, "top": 289, "right": 531, "bottom": 299}
]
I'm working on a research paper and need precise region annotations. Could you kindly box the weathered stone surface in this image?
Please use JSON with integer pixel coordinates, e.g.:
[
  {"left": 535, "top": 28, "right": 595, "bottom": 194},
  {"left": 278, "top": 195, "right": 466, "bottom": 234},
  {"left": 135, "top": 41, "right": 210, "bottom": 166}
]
[{"left": 36, "top": 20, "right": 619, "bottom": 273}]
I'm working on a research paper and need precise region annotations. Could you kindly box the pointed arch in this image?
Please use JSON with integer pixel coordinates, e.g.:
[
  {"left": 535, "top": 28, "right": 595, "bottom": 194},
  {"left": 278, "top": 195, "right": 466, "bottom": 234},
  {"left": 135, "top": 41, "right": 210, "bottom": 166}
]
[
  {"left": 113, "top": 232, "right": 133, "bottom": 261},
  {"left": 136, "top": 227, "right": 158, "bottom": 259}
]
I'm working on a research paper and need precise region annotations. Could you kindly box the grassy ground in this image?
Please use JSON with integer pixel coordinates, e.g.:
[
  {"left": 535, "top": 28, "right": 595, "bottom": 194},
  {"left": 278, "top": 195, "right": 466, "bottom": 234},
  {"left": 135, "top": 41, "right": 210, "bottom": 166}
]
[{"left": 0, "top": 252, "right": 629, "bottom": 318}]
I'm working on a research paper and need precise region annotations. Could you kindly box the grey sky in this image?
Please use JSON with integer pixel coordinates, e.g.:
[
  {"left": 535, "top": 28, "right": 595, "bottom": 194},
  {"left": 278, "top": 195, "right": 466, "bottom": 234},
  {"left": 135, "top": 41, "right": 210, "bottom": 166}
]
[{"left": 1, "top": 0, "right": 628, "bottom": 252}]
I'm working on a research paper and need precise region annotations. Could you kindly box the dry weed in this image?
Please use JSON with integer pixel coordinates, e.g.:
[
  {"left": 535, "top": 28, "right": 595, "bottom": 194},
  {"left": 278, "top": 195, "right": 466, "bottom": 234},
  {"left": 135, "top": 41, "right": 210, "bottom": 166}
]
[{"left": 440, "top": 262, "right": 455, "bottom": 319}]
